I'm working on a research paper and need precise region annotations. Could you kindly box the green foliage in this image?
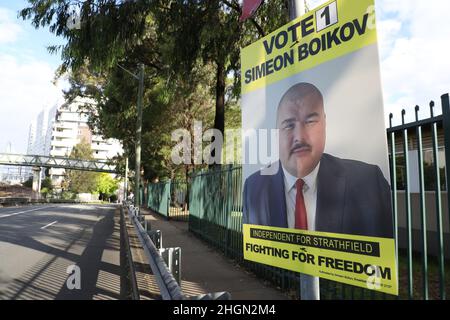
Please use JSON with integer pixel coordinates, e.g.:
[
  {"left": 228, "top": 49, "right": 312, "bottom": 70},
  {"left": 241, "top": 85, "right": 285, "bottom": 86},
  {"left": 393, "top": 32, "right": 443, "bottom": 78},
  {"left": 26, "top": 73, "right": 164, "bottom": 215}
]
[
  {"left": 96, "top": 173, "right": 119, "bottom": 199},
  {"left": 41, "top": 177, "right": 53, "bottom": 191},
  {"left": 20, "top": 0, "right": 290, "bottom": 178},
  {"left": 69, "top": 139, "right": 94, "bottom": 160},
  {"left": 65, "top": 140, "right": 101, "bottom": 193},
  {"left": 40, "top": 177, "right": 54, "bottom": 198},
  {"left": 20, "top": 0, "right": 155, "bottom": 72},
  {"left": 41, "top": 187, "right": 50, "bottom": 199},
  {"left": 23, "top": 177, "right": 33, "bottom": 188},
  {"left": 61, "top": 191, "right": 76, "bottom": 200}
]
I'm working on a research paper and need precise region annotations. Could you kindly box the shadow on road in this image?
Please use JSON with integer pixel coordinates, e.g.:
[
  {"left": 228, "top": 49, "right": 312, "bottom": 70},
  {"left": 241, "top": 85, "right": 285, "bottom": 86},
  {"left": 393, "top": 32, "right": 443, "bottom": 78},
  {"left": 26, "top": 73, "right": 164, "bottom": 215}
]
[{"left": 0, "top": 205, "right": 126, "bottom": 300}]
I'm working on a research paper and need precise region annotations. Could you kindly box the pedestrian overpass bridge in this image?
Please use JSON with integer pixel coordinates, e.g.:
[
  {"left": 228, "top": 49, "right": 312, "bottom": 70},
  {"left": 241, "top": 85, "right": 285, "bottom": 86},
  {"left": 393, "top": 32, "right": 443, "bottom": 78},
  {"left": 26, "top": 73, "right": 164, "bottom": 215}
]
[{"left": 0, "top": 153, "right": 117, "bottom": 173}]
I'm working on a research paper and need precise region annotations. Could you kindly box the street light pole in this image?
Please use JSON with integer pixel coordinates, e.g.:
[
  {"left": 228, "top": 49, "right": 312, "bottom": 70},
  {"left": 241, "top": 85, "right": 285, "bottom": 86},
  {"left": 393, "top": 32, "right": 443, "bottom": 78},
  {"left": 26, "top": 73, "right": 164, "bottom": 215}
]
[
  {"left": 288, "top": 0, "right": 316, "bottom": 301},
  {"left": 116, "top": 62, "right": 145, "bottom": 207},
  {"left": 288, "top": 0, "right": 306, "bottom": 20},
  {"left": 135, "top": 63, "right": 144, "bottom": 207},
  {"left": 124, "top": 156, "right": 129, "bottom": 201}
]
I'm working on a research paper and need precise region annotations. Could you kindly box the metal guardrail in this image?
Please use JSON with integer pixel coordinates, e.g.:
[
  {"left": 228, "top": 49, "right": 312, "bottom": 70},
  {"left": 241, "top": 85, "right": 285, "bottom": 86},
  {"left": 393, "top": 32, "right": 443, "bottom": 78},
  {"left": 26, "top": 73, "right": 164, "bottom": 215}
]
[
  {"left": 159, "top": 247, "right": 181, "bottom": 285},
  {"left": 148, "top": 230, "right": 162, "bottom": 249},
  {"left": 125, "top": 202, "right": 184, "bottom": 300},
  {"left": 0, "top": 197, "right": 30, "bottom": 204},
  {"left": 190, "top": 292, "right": 232, "bottom": 300},
  {"left": 120, "top": 206, "right": 140, "bottom": 300},
  {"left": 124, "top": 201, "right": 231, "bottom": 300}
]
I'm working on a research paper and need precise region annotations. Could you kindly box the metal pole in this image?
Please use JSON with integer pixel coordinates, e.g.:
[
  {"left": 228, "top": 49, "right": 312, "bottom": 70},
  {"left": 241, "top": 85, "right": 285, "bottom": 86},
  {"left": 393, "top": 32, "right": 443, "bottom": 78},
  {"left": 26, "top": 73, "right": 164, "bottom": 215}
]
[
  {"left": 38, "top": 167, "right": 42, "bottom": 198},
  {"left": 415, "top": 106, "right": 428, "bottom": 300},
  {"left": 135, "top": 64, "right": 144, "bottom": 207},
  {"left": 402, "top": 109, "right": 413, "bottom": 300},
  {"left": 125, "top": 156, "right": 129, "bottom": 201},
  {"left": 289, "top": 0, "right": 315, "bottom": 301},
  {"left": 389, "top": 113, "right": 399, "bottom": 300},
  {"left": 289, "top": 0, "right": 306, "bottom": 20},
  {"left": 440, "top": 93, "right": 450, "bottom": 300},
  {"left": 430, "top": 101, "right": 445, "bottom": 300}
]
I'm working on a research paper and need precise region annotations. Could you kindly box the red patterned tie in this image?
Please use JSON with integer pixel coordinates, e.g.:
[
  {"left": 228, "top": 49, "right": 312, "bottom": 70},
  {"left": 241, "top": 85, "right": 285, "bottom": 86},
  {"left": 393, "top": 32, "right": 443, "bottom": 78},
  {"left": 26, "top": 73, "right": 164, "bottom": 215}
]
[{"left": 295, "top": 179, "right": 308, "bottom": 230}]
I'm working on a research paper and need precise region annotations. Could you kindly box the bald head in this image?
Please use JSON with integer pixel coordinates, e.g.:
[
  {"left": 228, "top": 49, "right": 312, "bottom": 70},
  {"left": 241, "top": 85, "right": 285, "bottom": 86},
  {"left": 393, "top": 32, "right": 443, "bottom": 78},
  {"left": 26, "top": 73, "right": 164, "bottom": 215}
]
[
  {"left": 276, "top": 82, "right": 326, "bottom": 178},
  {"left": 277, "top": 82, "right": 324, "bottom": 124}
]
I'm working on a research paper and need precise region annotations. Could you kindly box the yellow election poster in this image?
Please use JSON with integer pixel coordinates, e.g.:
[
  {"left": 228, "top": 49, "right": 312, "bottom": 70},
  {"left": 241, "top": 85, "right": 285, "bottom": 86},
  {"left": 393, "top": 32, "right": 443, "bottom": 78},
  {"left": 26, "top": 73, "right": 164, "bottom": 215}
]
[
  {"left": 243, "top": 225, "right": 398, "bottom": 295},
  {"left": 241, "top": 0, "right": 377, "bottom": 94},
  {"left": 240, "top": 0, "right": 398, "bottom": 296}
]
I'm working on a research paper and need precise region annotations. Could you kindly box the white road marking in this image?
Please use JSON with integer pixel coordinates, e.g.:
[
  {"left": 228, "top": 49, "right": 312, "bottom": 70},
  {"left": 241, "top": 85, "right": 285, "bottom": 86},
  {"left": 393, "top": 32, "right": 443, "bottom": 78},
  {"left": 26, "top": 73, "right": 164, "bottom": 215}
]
[
  {"left": 0, "top": 206, "right": 54, "bottom": 219},
  {"left": 41, "top": 221, "right": 58, "bottom": 230}
]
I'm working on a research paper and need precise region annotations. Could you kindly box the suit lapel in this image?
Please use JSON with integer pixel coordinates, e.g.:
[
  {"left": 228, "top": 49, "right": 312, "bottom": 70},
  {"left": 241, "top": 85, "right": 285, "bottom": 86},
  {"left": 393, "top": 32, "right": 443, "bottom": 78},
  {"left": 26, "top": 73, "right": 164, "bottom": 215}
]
[
  {"left": 316, "top": 154, "right": 346, "bottom": 233},
  {"left": 268, "top": 161, "right": 288, "bottom": 228}
]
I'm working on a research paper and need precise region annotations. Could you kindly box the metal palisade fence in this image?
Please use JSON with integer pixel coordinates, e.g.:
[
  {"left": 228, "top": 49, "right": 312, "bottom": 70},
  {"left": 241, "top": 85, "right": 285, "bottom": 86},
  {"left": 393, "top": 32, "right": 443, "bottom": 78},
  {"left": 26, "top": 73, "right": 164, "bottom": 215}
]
[
  {"left": 386, "top": 94, "right": 450, "bottom": 300},
  {"left": 146, "top": 94, "right": 450, "bottom": 300},
  {"left": 147, "top": 180, "right": 189, "bottom": 221}
]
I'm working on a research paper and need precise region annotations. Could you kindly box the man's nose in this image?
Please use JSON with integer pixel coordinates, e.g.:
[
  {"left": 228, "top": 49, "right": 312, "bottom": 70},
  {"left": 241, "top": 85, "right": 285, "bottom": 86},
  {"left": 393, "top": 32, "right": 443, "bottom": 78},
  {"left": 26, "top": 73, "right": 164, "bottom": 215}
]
[{"left": 293, "top": 122, "right": 306, "bottom": 143}]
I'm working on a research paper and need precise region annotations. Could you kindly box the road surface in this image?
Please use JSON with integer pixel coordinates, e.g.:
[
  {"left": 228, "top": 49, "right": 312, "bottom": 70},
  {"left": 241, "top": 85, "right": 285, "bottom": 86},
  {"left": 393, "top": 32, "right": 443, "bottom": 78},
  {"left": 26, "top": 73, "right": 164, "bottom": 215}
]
[{"left": 0, "top": 204, "right": 125, "bottom": 300}]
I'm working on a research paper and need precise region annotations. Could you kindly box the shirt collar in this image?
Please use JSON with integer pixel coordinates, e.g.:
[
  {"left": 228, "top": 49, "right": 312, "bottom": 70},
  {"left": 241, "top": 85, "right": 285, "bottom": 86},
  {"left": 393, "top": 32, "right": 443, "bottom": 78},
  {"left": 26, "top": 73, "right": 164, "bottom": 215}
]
[{"left": 282, "top": 162, "right": 321, "bottom": 192}]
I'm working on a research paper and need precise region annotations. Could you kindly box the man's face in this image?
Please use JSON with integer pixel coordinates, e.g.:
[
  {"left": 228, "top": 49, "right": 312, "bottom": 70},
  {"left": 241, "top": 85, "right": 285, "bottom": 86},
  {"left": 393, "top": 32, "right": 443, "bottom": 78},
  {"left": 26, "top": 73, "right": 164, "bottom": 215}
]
[{"left": 277, "top": 92, "right": 326, "bottom": 178}]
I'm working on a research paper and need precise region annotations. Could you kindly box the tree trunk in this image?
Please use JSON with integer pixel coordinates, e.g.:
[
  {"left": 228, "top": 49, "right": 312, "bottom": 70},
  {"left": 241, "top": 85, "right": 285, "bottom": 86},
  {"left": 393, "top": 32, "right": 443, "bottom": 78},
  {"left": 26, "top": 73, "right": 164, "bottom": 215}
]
[
  {"left": 212, "top": 60, "right": 226, "bottom": 165},
  {"left": 184, "top": 164, "right": 190, "bottom": 216}
]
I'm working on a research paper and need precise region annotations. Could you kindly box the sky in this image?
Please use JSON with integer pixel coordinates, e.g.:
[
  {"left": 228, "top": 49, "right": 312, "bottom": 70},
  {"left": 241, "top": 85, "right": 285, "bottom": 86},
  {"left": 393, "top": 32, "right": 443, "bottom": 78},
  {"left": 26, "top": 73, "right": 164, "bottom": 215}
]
[
  {"left": 1, "top": 0, "right": 450, "bottom": 154},
  {"left": 0, "top": 0, "right": 65, "bottom": 154}
]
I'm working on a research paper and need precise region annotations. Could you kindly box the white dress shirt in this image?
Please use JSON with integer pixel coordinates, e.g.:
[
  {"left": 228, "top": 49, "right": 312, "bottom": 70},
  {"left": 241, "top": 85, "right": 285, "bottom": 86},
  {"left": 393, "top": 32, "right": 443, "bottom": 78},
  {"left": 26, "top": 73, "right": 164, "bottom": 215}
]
[
  {"left": 282, "top": 164, "right": 320, "bottom": 231},
  {"left": 281, "top": 163, "right": 321, "bottom": 300}
]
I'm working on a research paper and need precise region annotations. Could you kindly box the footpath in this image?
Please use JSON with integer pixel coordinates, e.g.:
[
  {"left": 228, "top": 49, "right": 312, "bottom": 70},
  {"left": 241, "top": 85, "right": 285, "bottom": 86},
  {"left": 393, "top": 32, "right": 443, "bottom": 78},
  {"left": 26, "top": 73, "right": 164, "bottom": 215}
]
[{"left": 133, "top": 207, "right": 288, "bottom": 300}]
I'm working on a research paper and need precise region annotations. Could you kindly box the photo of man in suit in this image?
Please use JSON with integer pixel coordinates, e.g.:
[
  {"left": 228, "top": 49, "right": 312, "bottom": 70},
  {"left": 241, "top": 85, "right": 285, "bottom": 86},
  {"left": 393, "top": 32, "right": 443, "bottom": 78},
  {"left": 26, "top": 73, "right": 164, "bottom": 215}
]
[{"left": 243, "top": 82, "right": 394, "bottom": 239}]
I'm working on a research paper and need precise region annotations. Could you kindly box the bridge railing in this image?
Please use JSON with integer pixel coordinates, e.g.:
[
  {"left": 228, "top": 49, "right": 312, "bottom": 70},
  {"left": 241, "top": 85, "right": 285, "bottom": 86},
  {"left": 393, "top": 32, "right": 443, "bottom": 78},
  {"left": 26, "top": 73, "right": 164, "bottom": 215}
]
[{"left": 0, "top": 153, "right": 117, "bottom": 173}]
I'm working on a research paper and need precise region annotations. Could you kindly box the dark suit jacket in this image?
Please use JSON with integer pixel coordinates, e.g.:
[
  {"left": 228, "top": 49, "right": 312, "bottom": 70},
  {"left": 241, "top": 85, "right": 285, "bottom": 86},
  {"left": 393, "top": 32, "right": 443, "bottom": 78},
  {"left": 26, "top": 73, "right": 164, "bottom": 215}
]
[{"left": 242, "top": 153, "right": 393, "bottom": 238}]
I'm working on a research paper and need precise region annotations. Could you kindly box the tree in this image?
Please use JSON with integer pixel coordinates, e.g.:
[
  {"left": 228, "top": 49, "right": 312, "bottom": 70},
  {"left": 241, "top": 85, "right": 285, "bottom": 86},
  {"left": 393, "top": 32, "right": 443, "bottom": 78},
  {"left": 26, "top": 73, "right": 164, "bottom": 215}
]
[
  {"left": 65, "top": 139, "right": 100, "bottom": 193},
  {"left": 40, "top": 177, "right": 54, "bottom": 199},
  {"left": 153, "top": 0, "right": 288, "bottom": 162},
  {"left": 41, "top": 177, "right": 53, "bottom": 191},
  {"left": 19, "top": 0, "right": 289, "bottom": 175},
  {"left": 64, "top": 50, "right": 216, "bottom": 181},
  {"left": 96, "top": 173, "right": 119, "bottom": 201},
  {"left": 23, "top": 177, "right": 33, "bottom": 188},
  {"left": 20, "top": 0, "right": 155, "bottom": 72}
]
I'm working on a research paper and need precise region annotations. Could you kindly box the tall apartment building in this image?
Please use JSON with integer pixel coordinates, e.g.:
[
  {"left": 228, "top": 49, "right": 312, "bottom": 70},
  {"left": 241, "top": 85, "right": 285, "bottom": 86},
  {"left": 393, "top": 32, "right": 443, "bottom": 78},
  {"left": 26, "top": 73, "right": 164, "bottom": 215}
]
[
  {"left": 26, "top": 122, "right": 36, "bottom": 155},
  {"left": 27, "top": 105, "right": 58, "bottom": 156},
  {"left": 48, "top": 98, "right": 123, "bottom": 186},
  {"left": 0, "top": 103, "right": 58, "bottom": 184},
  {"left": 26, "top": 98, "right": 123, "bottom": 187},
  {"left": 20, "top": 104, "right": 59, "bottom": 183}
]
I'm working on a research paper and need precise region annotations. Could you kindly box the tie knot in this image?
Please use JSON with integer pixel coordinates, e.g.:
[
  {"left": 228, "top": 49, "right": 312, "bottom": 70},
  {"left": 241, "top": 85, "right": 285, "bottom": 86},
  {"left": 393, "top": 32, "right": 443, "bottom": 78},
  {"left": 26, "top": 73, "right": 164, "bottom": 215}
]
[{"left": 296, "top": 179, "right": 305, "bottom": 190}]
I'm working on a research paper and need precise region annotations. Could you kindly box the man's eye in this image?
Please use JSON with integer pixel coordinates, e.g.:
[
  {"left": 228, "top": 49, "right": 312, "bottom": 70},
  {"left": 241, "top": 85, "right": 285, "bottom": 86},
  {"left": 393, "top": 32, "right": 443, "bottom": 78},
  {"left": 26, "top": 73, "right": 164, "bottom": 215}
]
[
  {"left": 283, "top": 123, "right": 295, "bottom": 130},
  {"left": 305, "top": 119, "right": 318, "bottom": 125}
]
